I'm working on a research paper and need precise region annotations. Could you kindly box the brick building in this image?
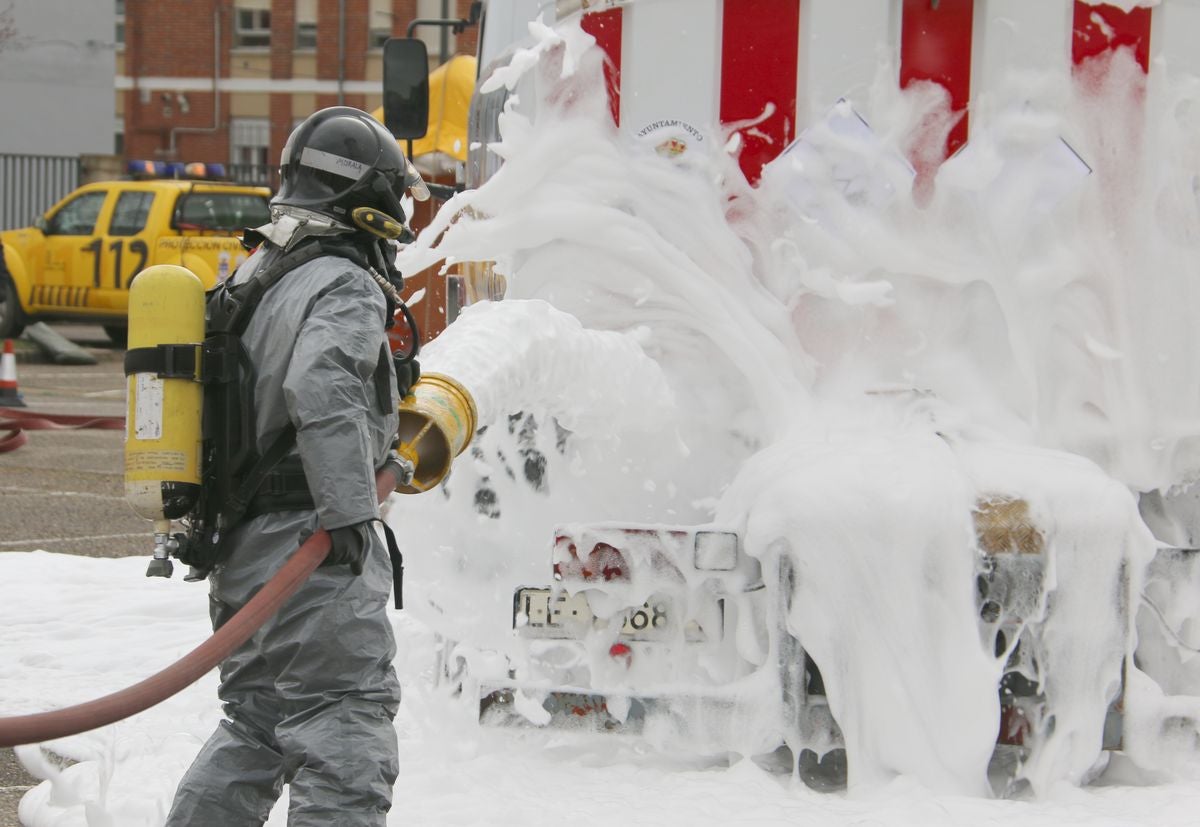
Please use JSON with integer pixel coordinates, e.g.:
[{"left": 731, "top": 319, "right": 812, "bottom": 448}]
[{"left": 116, "top": 0, "right": 479, "bottom": 185}]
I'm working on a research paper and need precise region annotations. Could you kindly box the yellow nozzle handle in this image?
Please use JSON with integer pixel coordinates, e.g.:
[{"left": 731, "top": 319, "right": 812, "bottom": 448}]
[{"left": 394, "top": 373, "right": 477, "bottom": 494}]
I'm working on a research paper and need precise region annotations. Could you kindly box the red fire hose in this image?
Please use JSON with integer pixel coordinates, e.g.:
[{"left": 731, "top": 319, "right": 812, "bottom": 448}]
[
  {"left": 0, "top": 469, "right": 396, "bottom": 749},
  {"left": 0, "top": 409, "right": 126, "bottom": 453}
]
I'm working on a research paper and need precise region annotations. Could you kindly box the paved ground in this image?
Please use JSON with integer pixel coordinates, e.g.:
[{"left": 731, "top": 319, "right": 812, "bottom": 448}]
[{"left": 0, "top": 324, "right": 133, "bottom": 827}]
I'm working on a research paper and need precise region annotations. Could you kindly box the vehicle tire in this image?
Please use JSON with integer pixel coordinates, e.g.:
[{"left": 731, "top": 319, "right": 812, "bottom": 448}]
[
  {"left": 103, "top": 325, "right": 129, "bottom": 347},
  {"left": 0, "top": 277, "right": 27, "bottom": 339}
]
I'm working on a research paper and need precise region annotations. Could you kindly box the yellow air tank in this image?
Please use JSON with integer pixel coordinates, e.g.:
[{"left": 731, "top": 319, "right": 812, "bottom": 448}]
[{"left": 124, "top": 265, "right": 205, "bottom": 530}]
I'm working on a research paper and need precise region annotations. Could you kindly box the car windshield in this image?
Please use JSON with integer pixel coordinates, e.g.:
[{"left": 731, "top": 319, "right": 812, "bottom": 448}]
[{"left": 173, "top": 191, "right": 270, "bottom": 232}]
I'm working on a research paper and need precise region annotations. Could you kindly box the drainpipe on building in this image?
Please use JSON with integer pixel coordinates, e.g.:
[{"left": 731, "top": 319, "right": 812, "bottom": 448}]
[
  {"left": 168, "top": 5, "right": 222, "bottom": 158},
  {"left": 440, "top": 0, "right": 450, "bottom": 64},
  {"left": 337, "top": 0, "right": 345, "bottom": 105}
]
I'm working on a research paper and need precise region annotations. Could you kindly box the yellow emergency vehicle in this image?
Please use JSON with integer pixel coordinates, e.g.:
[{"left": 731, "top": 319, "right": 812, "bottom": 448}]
[{"left": 0, "top": 172, "right": 270, "bottom": 343}]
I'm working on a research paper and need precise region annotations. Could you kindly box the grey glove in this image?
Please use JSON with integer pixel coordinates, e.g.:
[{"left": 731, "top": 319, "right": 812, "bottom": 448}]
[
  {"left": 324, "top": 522, "right": 371, "bottom": 575},
  {"left": 395, "top": 356, "right": 420, "bottom": 401}
]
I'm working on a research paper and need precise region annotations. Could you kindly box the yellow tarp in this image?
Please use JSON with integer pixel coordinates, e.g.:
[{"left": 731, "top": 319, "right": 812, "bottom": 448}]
[{"left": 373, "top": 54, "right": 477, "bottom": 163}]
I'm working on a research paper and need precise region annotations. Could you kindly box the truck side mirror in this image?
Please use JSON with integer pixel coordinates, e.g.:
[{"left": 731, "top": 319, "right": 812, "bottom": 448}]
[{"left": 383, "top": 38, "right": 430, "bottom": 141}]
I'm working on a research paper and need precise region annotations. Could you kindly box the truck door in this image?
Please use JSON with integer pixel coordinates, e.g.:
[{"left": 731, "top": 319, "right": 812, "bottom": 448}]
[
  {"left": 39, "top": 188, "right": 110, "bottom": 313},
  {"left": 98, "top": 189, "right": 155, "bottom": 311}
]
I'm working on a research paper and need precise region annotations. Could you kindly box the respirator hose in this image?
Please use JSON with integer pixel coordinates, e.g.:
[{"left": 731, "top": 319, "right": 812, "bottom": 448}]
[{"left": 0, "top": 468, "right": 397, "bottom": 749}]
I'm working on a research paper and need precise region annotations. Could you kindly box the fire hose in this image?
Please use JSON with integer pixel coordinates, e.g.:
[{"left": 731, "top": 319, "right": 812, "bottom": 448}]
[
  {"left": 0, "top": 409, "right": 126, "bottom": 453},
  {"left": 0, "top": 368, "right": 475, "bottom": 748},
  {"left": 0, "top": 467, "right": 398, "bottom": 749}
]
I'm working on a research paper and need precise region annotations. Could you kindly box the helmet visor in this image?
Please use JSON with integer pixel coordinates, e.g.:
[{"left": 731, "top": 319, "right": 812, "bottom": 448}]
[{"left": 297, "top": 145, "right": 373, "bottom": 184}]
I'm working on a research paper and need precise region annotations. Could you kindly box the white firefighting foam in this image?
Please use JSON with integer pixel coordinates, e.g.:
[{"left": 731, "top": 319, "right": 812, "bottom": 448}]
[
  {"left": 391, "top": 16, "right": 1198, "bottom": 798},
  {"left": 7, "top": 13, "right": 1200, "bottom": 827},
  {"left": 417, "top": 299, "right": 675, "bottom": 437}
]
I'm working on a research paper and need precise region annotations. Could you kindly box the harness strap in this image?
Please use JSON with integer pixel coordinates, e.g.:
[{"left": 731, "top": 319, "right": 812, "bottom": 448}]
[
  {"left": 227, "top": 242, "right": 331, "bottom": 335},
  {"left": 222, "top": 424, "right": 299, "bottom": 525},
  {"left": 186, "top": 238, "right": 406, "bottom": 601},
  {"left": 123, "top": 344, "right": 201, "bottom": 380},
  {"left": 243, "top": 456, "right": 314, "bottom": 519},
  {"left": 379, "top": 520, "right": 404, "bottom": 610}
]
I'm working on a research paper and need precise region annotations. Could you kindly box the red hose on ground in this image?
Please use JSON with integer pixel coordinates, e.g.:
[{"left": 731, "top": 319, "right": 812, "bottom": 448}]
[
  {"left": 0, "top": 468, "right": 396, "bottom": 749},
  {"left": 0, "top": 409, "right": 126, "bottom": 453}
]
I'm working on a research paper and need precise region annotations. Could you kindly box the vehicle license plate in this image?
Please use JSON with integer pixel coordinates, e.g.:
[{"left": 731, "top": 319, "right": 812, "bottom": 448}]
[{"left": 515, "top": 588, "right": 670, "bottom": 640}]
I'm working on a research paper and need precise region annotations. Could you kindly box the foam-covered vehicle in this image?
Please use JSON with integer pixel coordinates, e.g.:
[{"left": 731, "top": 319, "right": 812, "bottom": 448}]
[
  {"left": 391, "top": 0, "right": 1200, "bottom": 796},
  {"left": 469, "top": 499, "right": 1122, "bottom": 777},
  {"left": 0, "top": 170, "right": 270, "bottom": 342}
]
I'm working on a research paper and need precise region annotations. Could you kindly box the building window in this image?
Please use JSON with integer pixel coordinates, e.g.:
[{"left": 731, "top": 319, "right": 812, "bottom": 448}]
[
  {"left": 115, "top": 0, "right": 125, "bottom": 48},
  {"left": 296, "top": 21, "right": 317, "bottom": 49},
  {"left": 296, "top": 0, "right": 317, "bottom": 50},
  {"left": 230, "top": 118, "right": 271, "bottom": 186},
  {"left": 234, "top": 2, "right": 271, "bottom": 49},
  {"left": 369, "top": 0, "right": 393, "bottom": 50},
  {"left": 414, "top": 0, "right": 452, "bottom": 61}
]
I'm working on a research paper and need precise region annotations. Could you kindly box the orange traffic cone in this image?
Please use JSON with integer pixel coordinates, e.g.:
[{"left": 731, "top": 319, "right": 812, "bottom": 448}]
[{"left": 0, "top": 339, "right": 26, "bottom": 407}]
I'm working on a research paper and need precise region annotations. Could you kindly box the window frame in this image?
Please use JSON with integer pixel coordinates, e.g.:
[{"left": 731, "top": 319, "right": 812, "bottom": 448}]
[
  {"left": 44, "top": 191, "right": 108, "bottom": 236},
  {"left": 171, "top": 192, "right": 272, "bottom": 233},
  {"left": 234, "top": 7, "right": 272, "bottom": 49},
  {"left": 108, "top": 190, "right": 155, "bottom": 237},
  {"left": 368, "top": 0, "right": 394, "bottom": 51},
  {"left": 229, "top": 117, "right": 274, "bottom": 188},
  {"left": 295, "top": 20, "right": 318, "bottom": 50},
  {"left": 115, "top": 0, "right": 125, "bottom": 49}
]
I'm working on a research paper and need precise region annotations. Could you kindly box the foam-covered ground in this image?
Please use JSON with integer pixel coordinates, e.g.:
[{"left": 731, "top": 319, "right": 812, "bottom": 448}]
[
  {"left": 4, "top": 551, "right": 1200, "bottom": 826},
  {"left": 9, "top": 8, "right": 1200, "bottom": 824}
]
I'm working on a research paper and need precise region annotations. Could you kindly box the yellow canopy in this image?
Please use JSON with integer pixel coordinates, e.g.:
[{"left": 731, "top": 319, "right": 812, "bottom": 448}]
[{"left": 374, "top": 54, "right": 477, "bottom": 163}]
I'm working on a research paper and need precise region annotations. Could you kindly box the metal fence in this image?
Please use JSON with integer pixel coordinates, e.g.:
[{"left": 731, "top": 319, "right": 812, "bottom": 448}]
[
  {"left": 0, "top": 156, "right": 278, "bottom": 233},
  {"left": 0, "top": 154, "right": 80, "bottom": 231}
]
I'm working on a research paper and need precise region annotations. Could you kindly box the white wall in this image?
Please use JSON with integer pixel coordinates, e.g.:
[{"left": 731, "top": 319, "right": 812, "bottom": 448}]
[{"left": 0, "top": 0, "right": 115, "bottom": 156}]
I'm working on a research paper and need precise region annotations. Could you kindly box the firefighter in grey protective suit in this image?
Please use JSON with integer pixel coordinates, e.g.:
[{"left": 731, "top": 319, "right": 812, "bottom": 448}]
[{"left": 165, "top": 106, "right": 429, "bottom": 827}]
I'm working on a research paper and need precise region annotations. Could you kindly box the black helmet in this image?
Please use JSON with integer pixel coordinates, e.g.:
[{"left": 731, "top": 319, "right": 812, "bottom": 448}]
[{"left": 273, "top": 106, "right": 429, "bottom": 228}]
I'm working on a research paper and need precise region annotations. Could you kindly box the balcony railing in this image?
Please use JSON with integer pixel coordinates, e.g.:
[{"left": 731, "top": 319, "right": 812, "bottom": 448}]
[{"left": 225, "top": 163, "right": 279, "bottom": 191}]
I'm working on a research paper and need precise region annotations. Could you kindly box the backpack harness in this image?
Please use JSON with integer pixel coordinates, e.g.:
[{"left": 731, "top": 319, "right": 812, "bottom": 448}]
[{"left": 123, "top": 237, "right": 413, "bottom": 607}]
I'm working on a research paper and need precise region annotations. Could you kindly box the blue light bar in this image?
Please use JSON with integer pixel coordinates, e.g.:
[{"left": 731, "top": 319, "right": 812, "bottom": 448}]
[{"left": 126, "top": 160, "right": 165, "bottom": 177}]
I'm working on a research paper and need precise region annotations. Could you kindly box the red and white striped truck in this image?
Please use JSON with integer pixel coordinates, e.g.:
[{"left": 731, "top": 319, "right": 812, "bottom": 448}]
[{"left": 396, "top": 0, "right": 1200, "bottom": 792}]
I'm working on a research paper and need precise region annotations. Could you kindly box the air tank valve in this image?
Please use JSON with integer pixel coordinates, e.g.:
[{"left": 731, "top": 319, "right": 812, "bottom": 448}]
[{"left": 147, "top": 519, "right": 178, "bottom": 578}]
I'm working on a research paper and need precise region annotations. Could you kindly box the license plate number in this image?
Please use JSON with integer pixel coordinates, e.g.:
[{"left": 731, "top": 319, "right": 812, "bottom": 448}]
[{"left": 515, "top": 588, "right": 669, "bottom": 640}]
